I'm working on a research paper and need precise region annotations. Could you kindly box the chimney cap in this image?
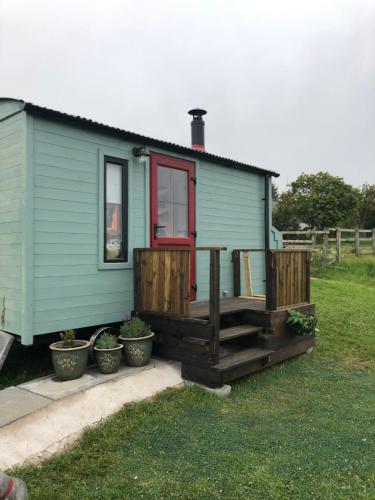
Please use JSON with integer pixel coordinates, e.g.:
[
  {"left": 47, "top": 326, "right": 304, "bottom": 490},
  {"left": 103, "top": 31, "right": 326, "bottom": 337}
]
[{"left": 188, "top": 108, "right": 207, "bottom": 117}]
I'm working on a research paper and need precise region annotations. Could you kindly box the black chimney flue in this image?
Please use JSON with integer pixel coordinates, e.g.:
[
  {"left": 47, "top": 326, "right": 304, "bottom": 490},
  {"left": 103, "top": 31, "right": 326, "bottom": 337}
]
[{"left": 188, "top": 108, "right": 207, "bottom": 151}]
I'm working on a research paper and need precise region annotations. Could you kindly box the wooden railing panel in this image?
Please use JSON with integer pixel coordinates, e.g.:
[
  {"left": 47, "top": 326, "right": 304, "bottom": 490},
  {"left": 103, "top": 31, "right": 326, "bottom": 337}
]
[
  {"left": 274, "top": 250, "right": 309, "bottom": 308},
  {"left": 134, "top": 249, "right": 191, "bottom": 317}
]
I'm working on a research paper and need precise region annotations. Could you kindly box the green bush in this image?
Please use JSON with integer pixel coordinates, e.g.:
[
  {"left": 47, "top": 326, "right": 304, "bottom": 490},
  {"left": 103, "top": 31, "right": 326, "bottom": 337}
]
[
  {"left": 120, "top": 317, "right": 152, "bottom": 339},
  {"left": 95, "top": 331, "right": 119, "bottom": 349},
  {"left": 286, "top": 310, "right": 317, "bottom": 336}
]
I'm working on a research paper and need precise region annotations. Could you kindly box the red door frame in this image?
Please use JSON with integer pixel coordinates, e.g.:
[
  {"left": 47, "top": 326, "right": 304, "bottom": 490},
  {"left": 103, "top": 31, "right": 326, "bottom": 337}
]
[{"left": 150, "top": 152, "right": 196, "bottom": 300}]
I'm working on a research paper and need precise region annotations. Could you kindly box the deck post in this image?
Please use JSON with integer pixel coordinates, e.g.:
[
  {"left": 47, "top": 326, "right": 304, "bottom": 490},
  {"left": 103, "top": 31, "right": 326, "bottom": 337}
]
[
  {"left": 209, "top": 249, "right": 220, "bottom": 364},
  {"left": 232, "top": 250, "right": 241, "bottom": 297},
  {"left": 265, "top": 250, "right": 277, "bottom": 311}
]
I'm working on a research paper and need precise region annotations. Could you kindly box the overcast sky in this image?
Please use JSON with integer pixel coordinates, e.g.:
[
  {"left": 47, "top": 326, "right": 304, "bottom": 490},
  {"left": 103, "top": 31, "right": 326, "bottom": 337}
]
[{"left": 1, "top": 0, "right": 374, "bottom": 189}]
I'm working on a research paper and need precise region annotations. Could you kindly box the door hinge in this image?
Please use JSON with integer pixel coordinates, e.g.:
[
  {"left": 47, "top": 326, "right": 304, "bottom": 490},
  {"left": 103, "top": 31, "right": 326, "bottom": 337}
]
[
  {"left": 191, "top": 176, "right": 197, "bottom": 185},
  {"left": 191, "top": 230, "right": 197, "bottom": 238}
]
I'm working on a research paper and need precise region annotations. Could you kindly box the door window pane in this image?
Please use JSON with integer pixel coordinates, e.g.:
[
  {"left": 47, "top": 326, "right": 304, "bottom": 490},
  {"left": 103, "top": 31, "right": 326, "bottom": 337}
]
[
  {"left": 106, "top": 162, "right": 124, "bottom": 260},
  {"left": 157, "top": 166, "right": 188, "bottom": 238}
]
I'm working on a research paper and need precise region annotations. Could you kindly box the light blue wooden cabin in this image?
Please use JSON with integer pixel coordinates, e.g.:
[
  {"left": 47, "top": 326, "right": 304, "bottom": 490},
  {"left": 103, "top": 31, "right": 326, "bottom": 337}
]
[{"left": 0, "top": 98, "right": 282, "bottom": 346}]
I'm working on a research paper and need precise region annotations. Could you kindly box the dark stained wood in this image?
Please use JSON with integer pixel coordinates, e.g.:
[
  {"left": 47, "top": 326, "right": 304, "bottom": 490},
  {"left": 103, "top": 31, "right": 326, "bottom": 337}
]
[
  {"left": 138, "top": 312, "right": 213, "bottom": 339},
  {"left": 232, "top": 250, "right": 241, "bottom": 297},
  {"left": 209, "top": 249, "right": 221, "bottom": 364},
  {"left": 214, "top": 347, "right": 273, "bottom": 370},
  {"left": 266, "top": 250, "right": 277, "bottom": 311},
  {"left": 191, "top": 297, "right": 266, "bottom": 318},
  {"left": 182, "top": 333, "right": 315, "bottom": 387},
  {"left": 219, "top": 324, "right": 264, "bottom": 341}
]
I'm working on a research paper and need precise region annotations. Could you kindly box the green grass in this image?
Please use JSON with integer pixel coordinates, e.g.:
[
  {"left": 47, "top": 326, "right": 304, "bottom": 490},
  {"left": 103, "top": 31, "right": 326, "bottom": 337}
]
[
  {"left": 313, "top": 256, "right": 375, "bottom": 288},
  {"left": 10, "top": 259, "right": 375, "bottom": 499}
]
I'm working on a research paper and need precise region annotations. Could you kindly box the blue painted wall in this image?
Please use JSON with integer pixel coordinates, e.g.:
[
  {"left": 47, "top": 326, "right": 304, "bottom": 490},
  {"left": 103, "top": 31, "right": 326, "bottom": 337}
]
[
  {"left": 0, "top": 100, "right": 273, "bottom": 344},
  {"left": 0, "top": 110, "right": 25, "bottom": 337},
  {"left": 196, "top": 160, "right": 266, "bottom": 299}
]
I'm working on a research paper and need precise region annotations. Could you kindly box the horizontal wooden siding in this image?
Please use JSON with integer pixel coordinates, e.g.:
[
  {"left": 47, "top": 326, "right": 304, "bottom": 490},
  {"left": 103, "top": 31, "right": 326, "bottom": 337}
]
[
  {"left": 196, "top": 161, "right": 266, "bottom": 299},
  {"left": 32, "top": 118, "right": 147, "bottom": 335}
]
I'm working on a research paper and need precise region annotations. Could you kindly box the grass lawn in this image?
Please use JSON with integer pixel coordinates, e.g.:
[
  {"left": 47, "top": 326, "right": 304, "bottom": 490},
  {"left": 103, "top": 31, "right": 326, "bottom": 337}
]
[{"left": 11, "top": 257, "right": 375, "bottom": 499}]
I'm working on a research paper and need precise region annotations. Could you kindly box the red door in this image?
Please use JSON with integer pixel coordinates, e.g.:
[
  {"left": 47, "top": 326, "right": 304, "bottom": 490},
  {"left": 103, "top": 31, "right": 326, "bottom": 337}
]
[{"left": 150, "top": 153, "right": 196, "bottom": 300}]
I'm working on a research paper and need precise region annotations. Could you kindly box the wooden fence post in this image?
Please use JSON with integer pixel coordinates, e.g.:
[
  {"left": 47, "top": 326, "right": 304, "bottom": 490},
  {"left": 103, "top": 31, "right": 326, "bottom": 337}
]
[
  {"left": 336, "top": 228, "right": 341, "bottom": 263},
  {"left": 322, "top": 229, "right": 329, "bottom": 269},
  {"left": 372, "top": 229, "right": 375, "bottom": 255},
  {"left": 311, "top": 231, "right": 317, "bottom": 264},
  {"left": 355, "top": 227, "right": 360, "bottom": 256}
]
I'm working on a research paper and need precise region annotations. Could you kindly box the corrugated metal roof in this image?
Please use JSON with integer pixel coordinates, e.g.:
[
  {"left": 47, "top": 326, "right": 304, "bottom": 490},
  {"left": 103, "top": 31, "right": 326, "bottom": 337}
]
[{"left": 9, "top": 99, "right": 279, "bottom": 177}]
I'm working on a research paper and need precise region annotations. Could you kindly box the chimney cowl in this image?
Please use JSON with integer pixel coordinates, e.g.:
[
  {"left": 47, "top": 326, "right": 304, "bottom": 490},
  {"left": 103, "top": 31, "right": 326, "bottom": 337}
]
[{"left": 188, "top": 108, "right": 207, "bottom": 151}]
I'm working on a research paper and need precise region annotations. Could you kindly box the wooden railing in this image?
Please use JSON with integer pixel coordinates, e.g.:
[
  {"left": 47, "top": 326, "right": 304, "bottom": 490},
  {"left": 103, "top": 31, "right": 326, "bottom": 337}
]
[
  {"left": 133, "top": 248, "right": 191, "bottom": 316},
  {"left": 133, "top": 247, "right": 226, "bottom": 320},
  {"left": 266, "top": 249, "right": 310, "bottom": 310},
  {"left": 232, "top": 249, "right": 311, "bottom": 311},
  {"left": 133, "top": 246, "right": 226, "bottom": 366}
]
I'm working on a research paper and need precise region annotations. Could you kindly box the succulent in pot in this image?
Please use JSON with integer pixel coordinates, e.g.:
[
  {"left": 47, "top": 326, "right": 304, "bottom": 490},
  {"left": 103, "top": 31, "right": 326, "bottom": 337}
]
[
  {"left": 49, "top": 329, "right": 90, "bottom": 381},
  {"left": 119, "top": 317, "right": 154, "bottom": 367},
  {"left": 94, "top": 331, "right": 123, "bottom": 374}
]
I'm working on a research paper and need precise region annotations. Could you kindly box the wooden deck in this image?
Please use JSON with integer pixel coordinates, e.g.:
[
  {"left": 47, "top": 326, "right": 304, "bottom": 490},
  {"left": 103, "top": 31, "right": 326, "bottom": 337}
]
[
  {"left": 190, "top": 297, "right": 266, "bottom": 318},
  {"left": 134, "top": 247, "right": 315, "bottom": 387}
]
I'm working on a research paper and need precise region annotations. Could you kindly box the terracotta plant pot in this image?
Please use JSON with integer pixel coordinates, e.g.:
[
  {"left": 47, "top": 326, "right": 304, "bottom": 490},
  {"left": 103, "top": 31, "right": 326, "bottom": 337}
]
[
  {"left": 118, "top": 333, "right": 154, "bottom": 367},
  {"left": 49, "top": 340, "right": 90, "bottom": 381},
  {"left": 94, "top": 344, "right": 123, "bottom": 374}
]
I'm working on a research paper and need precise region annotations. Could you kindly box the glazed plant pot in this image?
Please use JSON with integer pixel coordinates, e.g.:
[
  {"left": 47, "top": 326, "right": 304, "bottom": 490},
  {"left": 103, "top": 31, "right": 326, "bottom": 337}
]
[
  {"left": 49, "top": 340, "right": 90, "bottom": 381},
  {"left": 118, "top": 333, "right": 154, "bottom": 367},
  {"left": 94, "top": 344, "right": 123, "bottom": 374}
]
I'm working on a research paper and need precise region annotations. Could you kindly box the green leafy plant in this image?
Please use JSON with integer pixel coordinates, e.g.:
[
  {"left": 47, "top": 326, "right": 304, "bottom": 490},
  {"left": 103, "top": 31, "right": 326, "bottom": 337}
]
[
  {"left": 59, "top": 329, "right": 78, "bottom": 348},
  {"left": 95, "top": 331, "right": 119, "bottom": 349},
  {"left": 287, "top": 310, "right": 317, "bottom": 336},
  {"left": 120, "top": 317, "right": 152, "bottom": 339}
]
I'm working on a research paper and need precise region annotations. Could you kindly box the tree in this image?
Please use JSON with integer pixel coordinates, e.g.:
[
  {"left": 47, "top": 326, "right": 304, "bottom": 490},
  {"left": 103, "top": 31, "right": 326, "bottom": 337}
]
[
  {"left": 272, "top": 182, "right": 279, "bottom": 202},
  {"left": 272, "top": 172, "right": 360, "bottom": 230},
  {"left": 359, "top": 183, "right": 375, "bottom": 229}
]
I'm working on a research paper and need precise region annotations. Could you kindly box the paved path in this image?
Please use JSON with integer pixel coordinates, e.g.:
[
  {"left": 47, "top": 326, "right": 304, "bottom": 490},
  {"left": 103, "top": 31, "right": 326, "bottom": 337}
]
[{"left": 0, "top": 359, "right": 182, "bottom": 470}]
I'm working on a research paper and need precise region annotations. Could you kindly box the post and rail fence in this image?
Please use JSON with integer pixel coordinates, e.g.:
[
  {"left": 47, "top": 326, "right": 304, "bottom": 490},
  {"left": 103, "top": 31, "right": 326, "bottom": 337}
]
[{"left": 281, "top": 227, "right": 375, "bottom": 268}]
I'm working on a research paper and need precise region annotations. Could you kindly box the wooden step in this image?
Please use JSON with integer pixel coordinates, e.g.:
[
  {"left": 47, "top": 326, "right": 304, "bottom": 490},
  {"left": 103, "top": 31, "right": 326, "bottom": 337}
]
[
  {"left": 219, "top": 324, "right": 263, "bottom": 342},
  {"left": 213, "top": 347, "right": 274, "bottom": 372}
]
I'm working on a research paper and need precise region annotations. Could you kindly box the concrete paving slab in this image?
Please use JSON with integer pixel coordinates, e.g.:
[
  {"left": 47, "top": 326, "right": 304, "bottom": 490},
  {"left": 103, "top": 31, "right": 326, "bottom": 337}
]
[
  {"left": 0, "top": 387, "right": 52, "bottom": 428},
  {"left": 19, "top": 362, "right": 156, "bottom": 401},
  {"left": 0, "top": 360, "right": 183, "bottom": 470}
]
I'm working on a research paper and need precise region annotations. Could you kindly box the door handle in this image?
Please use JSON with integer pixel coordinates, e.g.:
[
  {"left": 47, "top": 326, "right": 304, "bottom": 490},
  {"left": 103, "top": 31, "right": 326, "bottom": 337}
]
[{"left": 154, "top": 223, "right": 166, "bottom": 239}]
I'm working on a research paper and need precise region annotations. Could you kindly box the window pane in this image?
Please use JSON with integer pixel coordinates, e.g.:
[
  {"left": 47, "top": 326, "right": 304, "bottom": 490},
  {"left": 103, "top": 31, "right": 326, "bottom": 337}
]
[
  {"left": 106, "top": 162, "right": 123, "bottom": 260},
  {"left": 157, "top": 166, "right": 188, "bottom": 238}
]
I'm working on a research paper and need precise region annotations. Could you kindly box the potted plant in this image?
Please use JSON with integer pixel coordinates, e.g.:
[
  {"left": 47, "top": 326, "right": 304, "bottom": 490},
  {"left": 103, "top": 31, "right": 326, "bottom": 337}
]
[
  {"left": 49, "top": 329, "right": 90, "bottom": 381},
  {"left": 286, "top": 309, "right": 318, "bottom": 336},
  {"left": 94, "top": 331, "right": 123, "bottom": 374},
  {"left": 119, "top": 317, "right": 154, "bottom": 367}
]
